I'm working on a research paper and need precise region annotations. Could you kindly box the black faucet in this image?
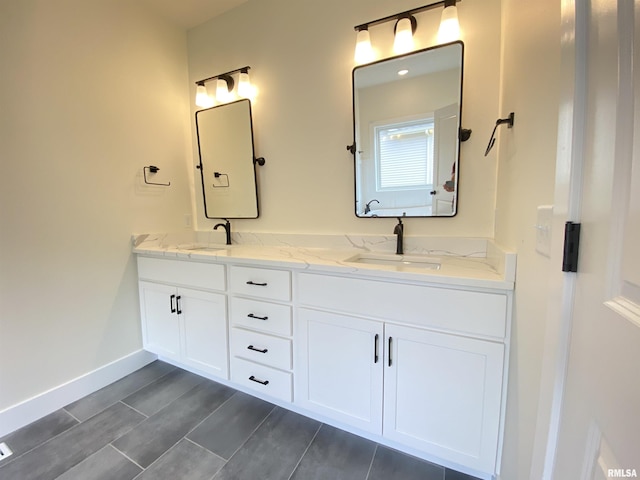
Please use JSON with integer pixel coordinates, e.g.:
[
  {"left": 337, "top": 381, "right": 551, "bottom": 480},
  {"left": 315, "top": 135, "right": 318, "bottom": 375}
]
[
  {"left": 393, "top": 218, "right": 403, "bottom": 255},
  {"left": 364, "top": 199, "right": 380, "bottom": 214},
  {"left": 214, "top": 219, "right": 232, "bottom": 245}
]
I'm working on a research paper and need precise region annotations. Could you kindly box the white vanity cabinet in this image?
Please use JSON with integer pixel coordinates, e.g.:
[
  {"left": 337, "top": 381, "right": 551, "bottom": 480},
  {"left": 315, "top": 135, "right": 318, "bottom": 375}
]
[
  {"left": 295, "top": 272, "right": 510, "bottom": 475},
  {"left": 228, "top": 265, "right": 294, "bottom": 402},
  {"left": 137, "top": 257, "right": 228, "bottom": 380},
  {"left": 134, "top": 246, "right": 513, "bottom": 478},
  {"left": 383, "top": 324, "right": 504, "bottom": 473},
  {"left": 297, "top": 308, "right": 384, "bottom": 434}
]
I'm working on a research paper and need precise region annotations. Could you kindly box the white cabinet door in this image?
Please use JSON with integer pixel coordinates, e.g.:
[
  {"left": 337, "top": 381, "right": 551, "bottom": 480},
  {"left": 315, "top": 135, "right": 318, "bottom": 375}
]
[
  {"left": 139, "top": 281, "right": 181, "bottom": 359},
  {"left": 384, "top": 324, "right": 504, "bottom": 473},
  {"left": 296, "top": 308, "right": 383, "bottom": 434},
  {"left": 179, "top": 287, "right": 228, "bottom": 380}
]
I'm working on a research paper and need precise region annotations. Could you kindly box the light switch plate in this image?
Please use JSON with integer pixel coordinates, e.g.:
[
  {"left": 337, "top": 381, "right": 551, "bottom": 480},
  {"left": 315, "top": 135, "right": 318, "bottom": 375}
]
[{"left": 535, "top": 205, "right": 553, "bottom": 257}]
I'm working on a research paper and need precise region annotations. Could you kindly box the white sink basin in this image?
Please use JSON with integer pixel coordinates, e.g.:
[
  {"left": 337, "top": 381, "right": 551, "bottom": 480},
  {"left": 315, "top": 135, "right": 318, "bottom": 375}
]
[{"left": 344, "top": 253, "right": 441, "bottom": 270}]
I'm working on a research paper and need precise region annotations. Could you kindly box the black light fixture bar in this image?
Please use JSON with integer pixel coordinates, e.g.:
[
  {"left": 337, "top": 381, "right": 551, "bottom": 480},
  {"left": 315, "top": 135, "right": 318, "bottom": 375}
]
[
  {"left": 195, "top": 66, "right": 251, "bottom": 86},
  {"left": 354, "top": 0, "right": 459, "bottom": 31}
]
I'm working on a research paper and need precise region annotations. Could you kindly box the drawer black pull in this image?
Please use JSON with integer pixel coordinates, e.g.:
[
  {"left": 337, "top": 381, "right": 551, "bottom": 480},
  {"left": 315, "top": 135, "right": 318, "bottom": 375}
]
[
  {"left": 247, "top": 345, "right": 268, "bottom": 354},
  {"left": 170, "top": 294, "right": 176, "bottom": 313},
  {"left": 246, "top": 281, "right": 268, "bottom": 286},
  {"left": 249, "top": 375, "right": 269, "bottom": 385},
  {"left": 248, "top": 313, "right": 269, "bottom": 321}
]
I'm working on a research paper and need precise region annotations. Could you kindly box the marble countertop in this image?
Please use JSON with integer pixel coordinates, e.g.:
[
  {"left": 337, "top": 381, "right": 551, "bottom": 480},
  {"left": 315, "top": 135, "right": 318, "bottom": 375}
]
[{"left": 132, "top": 232, "right": 516, "bottom": 291}]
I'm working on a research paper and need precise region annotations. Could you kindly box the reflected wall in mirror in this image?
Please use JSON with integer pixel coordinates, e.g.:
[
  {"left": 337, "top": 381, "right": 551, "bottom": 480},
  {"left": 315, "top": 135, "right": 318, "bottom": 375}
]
[
  {"left": 352, "top": 41, "right": 463, "bottom": 218},
  {"left": 196, "top": 99, "right": 259, "bottom": 218}
]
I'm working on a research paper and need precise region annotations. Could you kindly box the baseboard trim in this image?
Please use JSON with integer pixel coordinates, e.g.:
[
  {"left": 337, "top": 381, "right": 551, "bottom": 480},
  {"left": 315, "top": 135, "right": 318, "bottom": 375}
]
[{"left": 0, "top": 350, "right": 157, "bottom": 437}]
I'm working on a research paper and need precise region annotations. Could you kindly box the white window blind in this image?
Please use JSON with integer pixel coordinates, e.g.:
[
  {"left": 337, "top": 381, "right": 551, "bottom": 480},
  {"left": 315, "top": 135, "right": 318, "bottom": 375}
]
[{"left": 376, "top": 120, "right": 434, "bottom": 189}]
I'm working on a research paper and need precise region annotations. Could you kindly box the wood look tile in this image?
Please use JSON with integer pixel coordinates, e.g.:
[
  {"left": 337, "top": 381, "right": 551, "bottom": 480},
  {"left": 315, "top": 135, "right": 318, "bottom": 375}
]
[
  {"left": 290, "top": 424, "right": 376, "bottom": 480},
  {"left": 122, "top": 368, "right": 204, "bottom": 416},
  {"left": 213, "top": 407, "right": 320, "bottom": 480},
  {"left": 113, "top": 381, "right": 235, "bottom": 468},
  {"left": 187, "top": 391, "right": 274, "bottom": 459},
  {"left": 368, "top": 446, "right": 444, "bottom": 480},
  {"left": 65, "top": 361, "right": 175, "bottom": 421},
  {"left": 0, "top": 409, "right": 78, "bottom": 461},
  {"left": 136, "top": 439, "right": 225, "bottom": 480},
  {"left": 55, "top": 445, "right": 142, "bottom": 480},
  {"left": 0, "top": 402, "right": 144, "bottom": 480}
]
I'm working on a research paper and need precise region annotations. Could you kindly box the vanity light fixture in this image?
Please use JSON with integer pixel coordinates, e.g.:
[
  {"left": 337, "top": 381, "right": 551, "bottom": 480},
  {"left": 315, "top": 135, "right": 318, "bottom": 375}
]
[
  {"left": 237, "top": 68, "right": 252, "bottom": 99},
  {"left": 393, "top": 15, "right": 416, "bottom": 54},
  {"left": 194, "top": 66, "right": 252, "bottom": 108},
  {"left": 353, "top": 0, "right": 461, "bottom": 64},
  {"left": 216, "top": 74, "right": 234, "bottom": 103},
  {"left": 437, "top": 0, "right": 460, "bottom": 44},
  {"left": 195, "top": 82, "right": 214, "bottom": 108},
  {"left": 354, "top": 27, "right": 375, "bottom": 64}
]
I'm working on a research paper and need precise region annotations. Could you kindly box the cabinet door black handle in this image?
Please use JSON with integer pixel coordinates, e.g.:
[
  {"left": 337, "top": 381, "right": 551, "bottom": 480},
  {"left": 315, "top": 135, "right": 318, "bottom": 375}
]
[
  {"left": 388, "top": 337, "right": 393, "bottom": 366},
  {"left": 246, "top": 281, "right": 268, "bottom": 286},
  {"left": 170, "top": 294, "right": 176, "bottom": 313},
  {"left": 374, "top": 334, "right": 379, "bottom": 363},
  {"left": 247, "top": 345, "right": 268, "bottom": 354},
  {"left": 249, "top": 375, "right": 269, "bottom": 385},
  {"left": 248, "top": 313, "right": 269, "bottom": 321},
  {"left": 176, "top": 295, "right": 182, "bottom": 315}
]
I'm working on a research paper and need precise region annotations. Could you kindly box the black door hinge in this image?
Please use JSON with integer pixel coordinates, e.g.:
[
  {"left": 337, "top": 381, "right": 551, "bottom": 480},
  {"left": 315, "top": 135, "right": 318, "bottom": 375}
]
[{"left": 562, "top": 221, "right": 581, "bottom": 272}]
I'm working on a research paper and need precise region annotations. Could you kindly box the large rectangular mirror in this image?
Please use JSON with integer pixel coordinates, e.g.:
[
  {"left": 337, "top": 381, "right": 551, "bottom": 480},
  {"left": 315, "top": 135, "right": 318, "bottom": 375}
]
[
  {"left": 196, "top": 99, "right": 259, "bottom": 219},
  {"left": 352, "top": 41, "right": 463, "bottom": 217}
]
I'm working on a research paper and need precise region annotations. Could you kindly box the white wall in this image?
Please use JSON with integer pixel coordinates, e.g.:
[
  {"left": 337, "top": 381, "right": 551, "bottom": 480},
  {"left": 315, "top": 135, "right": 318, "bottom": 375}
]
[
  {"left": 0, "top": 0, "right": 192, "bottom": 411},
  {"left": 187, "top": 0, "right": 502, "bottom": 239},
  {"left": 494, "top": 0, "right": 561, "bottom": 479}
]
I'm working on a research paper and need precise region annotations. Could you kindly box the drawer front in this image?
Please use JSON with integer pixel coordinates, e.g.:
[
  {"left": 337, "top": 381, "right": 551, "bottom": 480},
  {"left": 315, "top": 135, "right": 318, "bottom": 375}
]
[
  {"left": 230, "top": 328, "right": 292, "bottom": 371},
  {"left": 230, "top": 266, "right": 291, "bottom": 301},
  {"left": 297, "top": 273, "right": 508, "bottom": 338},
  {"left": 231, "top": 357, "right": 293, "bottom": 402},
  {"left": 137, "top": 256, "right": 225, "bottom": 291},
  {"left": 231, "top": 297, "right": 292, "bottom": 336}
]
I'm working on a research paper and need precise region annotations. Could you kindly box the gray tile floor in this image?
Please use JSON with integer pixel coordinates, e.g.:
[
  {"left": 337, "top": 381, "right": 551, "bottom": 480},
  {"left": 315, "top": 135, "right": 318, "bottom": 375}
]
[{"left": 0, "top": 361, "right": 480, "bottom": 480}]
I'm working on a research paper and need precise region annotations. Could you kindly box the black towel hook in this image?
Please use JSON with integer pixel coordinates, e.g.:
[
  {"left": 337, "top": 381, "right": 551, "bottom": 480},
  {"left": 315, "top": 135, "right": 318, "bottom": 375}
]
[{"left": 485, "top": 112, "right": 515, "bottom": 156}]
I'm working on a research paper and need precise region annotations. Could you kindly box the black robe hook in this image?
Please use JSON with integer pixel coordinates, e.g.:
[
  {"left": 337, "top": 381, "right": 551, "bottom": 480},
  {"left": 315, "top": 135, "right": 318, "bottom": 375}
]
[{"left": 485, "top": 112, "right": 515, "bottom": 156}]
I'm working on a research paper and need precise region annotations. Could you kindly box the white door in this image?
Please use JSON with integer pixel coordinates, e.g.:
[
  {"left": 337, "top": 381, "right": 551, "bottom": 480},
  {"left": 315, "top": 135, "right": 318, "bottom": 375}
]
[
  {"left": 432, "top": 103, "right": 458, "bottom": 215},
  {"left": 552, "top": 1, "right": 640, "bottom": 477},
  {"left": 295, "top": 308, "right": 383, "bottom": 434},
  {"left": 383, "top": 324, "right": 504, "bottom": 474},
  {"left": 139, "top": 281, "right": 180, "bottom": 359},
  {"left": 179, "top": 287, "right": 229, "bottom": 380}
]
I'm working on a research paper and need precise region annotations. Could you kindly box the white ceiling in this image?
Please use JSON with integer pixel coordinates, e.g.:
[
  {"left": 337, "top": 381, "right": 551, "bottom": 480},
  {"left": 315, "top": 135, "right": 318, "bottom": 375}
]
[{"left": 136, "top": 0, "right": 249, "bottom": 29}]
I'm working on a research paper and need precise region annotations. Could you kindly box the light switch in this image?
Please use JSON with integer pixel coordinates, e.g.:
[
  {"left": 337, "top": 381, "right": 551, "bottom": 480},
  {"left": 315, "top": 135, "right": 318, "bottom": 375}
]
[{"left": 535, "top": 205, "right": 553, "bottom": 257}]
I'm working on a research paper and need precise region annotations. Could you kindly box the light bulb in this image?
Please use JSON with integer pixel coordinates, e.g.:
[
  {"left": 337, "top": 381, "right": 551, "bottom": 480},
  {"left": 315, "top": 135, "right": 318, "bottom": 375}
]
[
  {"left": 354, "top": 28, "right": 374, "bottom": 64},
  {"left": 437, "top": 5, "right": 460, "bottom": 43},
  {"left": 238, "top": 70, "right": 252, "bottom": 98},
  {"left": 393, "top": 17, "right": 414, "bottom": 55},
  {"left": 216, "top": 78, "right": 230, "bottom": 103},
  {"left": 195, "top": 84, "right": 213, "bottom": 108}
]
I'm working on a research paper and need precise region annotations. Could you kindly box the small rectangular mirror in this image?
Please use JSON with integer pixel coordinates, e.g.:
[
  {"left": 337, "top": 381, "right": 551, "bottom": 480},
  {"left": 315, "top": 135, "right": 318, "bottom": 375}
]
[
  {"left": 196, "top": 99, "right": 259, "bottom": 219},
  {"left": 352, "top": 41, "right": 464, "bottom": 217}
]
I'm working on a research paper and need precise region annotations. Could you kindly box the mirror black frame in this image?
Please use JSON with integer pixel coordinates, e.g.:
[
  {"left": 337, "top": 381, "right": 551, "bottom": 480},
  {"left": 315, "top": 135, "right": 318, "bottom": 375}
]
[
  {"left": 195, "top": 99, "right": 260, "bottom": 219},
  {"left": 350, "top": 41, "right": 465, "bottom": 218}
]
